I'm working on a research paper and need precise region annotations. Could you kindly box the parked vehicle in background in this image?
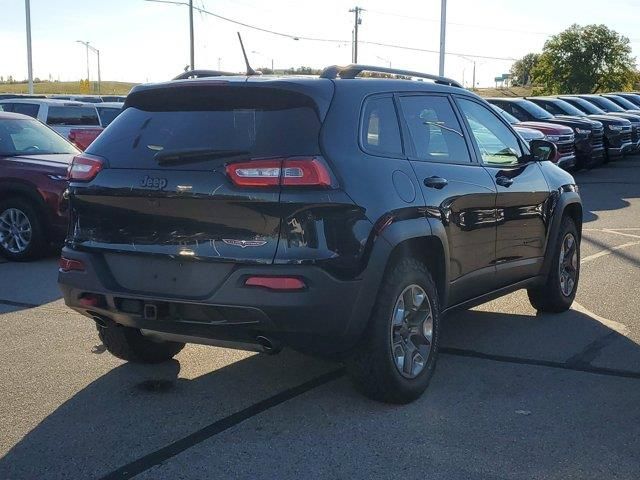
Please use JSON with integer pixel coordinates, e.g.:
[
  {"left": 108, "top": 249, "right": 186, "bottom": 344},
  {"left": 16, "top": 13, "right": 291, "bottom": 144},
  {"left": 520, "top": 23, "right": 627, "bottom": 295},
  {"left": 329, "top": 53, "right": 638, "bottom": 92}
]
[
  {"left": 575, "top": 94, "right": 640, "bottom": 116},
  {"left": 609, "top": 93, "right": 640, "bottom": 108},
  {"left": 528, "top": 97, "right": 634, "bottom": 160},
  {"left": 59, "top": 66, "right": 583, "bottom": 404},
  {"left": 0, "top": 98, "right": 103, "bottom": 151},
  {"left": 0, "top": 112, "right": 79, "bottom": 260},
  {"left": 558, "top": 95, "right": 640, "bottom": 153},
  {"left": 50, "top": 94, "right": 103, "bottom": 103},
  {"left": 0, "top": 94, "right": 47, "bottom": 100},
  {"left": 100, "top": 95, "right": 127, "bottom": 102},
  {"left": 487, "top": 97, "right": 604, "bottom": 169},
  {"left": 95, "top": 102, "right": 124, "bottom": 127},
  {"left": 492, "top": 105, "right": 576, "bottom": 168}
]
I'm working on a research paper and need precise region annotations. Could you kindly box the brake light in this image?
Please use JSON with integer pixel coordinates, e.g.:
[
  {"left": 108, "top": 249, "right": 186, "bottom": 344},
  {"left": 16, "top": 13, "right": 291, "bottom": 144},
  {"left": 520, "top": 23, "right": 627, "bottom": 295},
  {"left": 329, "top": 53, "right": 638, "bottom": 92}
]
[
  {"left": 59, "top": 257, "right": 85, "bottom": 272},
  {"left": 245, "top": 276, "right": 306, "bottom": 290},
  {"left": 226, "top": 157, "right": 332, "bottom": 188},
  {"left": 68, "top": 153, "right": 104, "bottom": 182}
]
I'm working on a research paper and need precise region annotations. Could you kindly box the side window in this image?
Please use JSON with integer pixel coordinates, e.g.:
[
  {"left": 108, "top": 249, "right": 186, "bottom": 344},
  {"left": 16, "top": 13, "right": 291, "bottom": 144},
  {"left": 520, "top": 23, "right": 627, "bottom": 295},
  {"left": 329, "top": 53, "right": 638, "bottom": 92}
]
[
  {"left": 457, "top": 98, "right": 523, "bottom": 167},
  {"left": 12, "top": 103, "right": 39, "bottom": 118},
  {"left": 399, "top": 95, "right": 471, "bottom": 163},
  {"left": 540, "top": 102, "right": 561, "bottom": 115},
  {"left": 361, "top": 96, "right": 403, "bottom": 157},
  {"left": 0, "top": 103, "right": 15, "bottom": 113}
]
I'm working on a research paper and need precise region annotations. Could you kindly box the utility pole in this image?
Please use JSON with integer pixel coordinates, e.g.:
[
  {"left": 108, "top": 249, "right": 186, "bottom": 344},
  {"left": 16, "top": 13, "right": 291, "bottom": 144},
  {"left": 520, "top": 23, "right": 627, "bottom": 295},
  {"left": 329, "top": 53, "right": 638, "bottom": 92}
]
[
  {"left": 349, "top": 6, "right": 363, "bottom": 63},
  {"left": 189, "top": 0, "right": 195, "bottom": 70},
  {"left": 472, "top": 60, "right": 476, "bottom": 90},
  {"left": 25, "top": 0, "right": 33, "bottom": 94},
  {"left": 439, "top": 0, "right": 447, "bottom": 76},
  {"left": 76, "top": 41, "right": 101, "bottom": 93}
]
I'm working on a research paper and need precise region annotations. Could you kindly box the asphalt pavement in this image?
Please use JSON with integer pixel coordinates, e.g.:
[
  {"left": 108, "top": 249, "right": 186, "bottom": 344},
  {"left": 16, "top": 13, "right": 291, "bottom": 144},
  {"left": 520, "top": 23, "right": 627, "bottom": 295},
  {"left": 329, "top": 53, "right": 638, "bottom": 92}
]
[{"left": 1, "top": 156, "right": 639, "bottom": 479}]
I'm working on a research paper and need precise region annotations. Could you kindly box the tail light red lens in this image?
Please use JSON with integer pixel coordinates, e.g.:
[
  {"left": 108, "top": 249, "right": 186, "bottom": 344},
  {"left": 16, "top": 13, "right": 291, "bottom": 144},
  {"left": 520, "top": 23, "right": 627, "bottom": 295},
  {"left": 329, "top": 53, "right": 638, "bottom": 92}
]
[
  {"left": 245, "top": 276, "right": 306, "bottom": 291},
  {"left": 59, "top": 257, "right": 85, "bottom": 272},
  {"left": 68, "top": 153, "right": 104, "bottom": 182},
  {"left": 226, "top": 157, "right": 332, "bottom": 188}
]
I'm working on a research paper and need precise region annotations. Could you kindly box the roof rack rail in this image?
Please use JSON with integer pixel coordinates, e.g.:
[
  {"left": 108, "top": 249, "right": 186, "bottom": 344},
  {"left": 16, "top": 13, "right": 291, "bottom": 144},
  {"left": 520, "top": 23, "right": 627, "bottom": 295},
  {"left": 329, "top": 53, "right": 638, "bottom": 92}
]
[
  {"left": 173, "top": 69, "right": 239, "bottom": 80},
  {"left": 320, "top": 64, "right": 462, "bottom": 88}
]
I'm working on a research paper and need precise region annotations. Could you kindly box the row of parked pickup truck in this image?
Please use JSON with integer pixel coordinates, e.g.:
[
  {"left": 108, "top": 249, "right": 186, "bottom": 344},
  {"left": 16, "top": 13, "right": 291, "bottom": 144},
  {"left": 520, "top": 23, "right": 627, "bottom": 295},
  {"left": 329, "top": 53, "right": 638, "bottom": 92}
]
[
  {"left": 487, "top": 93, "right": 640, "bottom": 170},
  {"left": 0, "top": 95, "right": 124, "bottom": 151}
]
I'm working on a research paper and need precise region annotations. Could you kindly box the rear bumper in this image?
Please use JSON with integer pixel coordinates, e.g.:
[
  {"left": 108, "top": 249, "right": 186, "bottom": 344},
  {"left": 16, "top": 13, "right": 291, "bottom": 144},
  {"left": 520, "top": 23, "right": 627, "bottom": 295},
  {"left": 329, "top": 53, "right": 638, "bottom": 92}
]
[{"left": 58, "top": 248, "right": 365, "bottom": 355}]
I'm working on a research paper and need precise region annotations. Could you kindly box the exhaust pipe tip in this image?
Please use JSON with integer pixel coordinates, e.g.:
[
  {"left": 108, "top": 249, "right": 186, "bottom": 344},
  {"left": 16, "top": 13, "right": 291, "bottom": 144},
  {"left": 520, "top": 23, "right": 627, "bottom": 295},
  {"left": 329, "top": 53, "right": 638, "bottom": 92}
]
[{"left": 256, "top": 335, "right": 281, "bottom": 355}]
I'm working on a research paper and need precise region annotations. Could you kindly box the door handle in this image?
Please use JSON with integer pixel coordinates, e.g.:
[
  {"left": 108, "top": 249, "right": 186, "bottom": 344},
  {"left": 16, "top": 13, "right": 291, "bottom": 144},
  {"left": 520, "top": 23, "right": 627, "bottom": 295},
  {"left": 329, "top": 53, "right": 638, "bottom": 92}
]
[
  {"left": 424, "top": 176, "right": 448, "bottom": 189},
  {"left": 495, "top": 176, "right": 514, "bottom": 187}
]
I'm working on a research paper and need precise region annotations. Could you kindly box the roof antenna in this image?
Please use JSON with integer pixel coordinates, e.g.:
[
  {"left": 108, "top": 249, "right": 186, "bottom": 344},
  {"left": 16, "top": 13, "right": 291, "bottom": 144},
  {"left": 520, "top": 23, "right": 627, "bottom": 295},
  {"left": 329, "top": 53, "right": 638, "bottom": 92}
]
[{"left": 237, "top": 32, "right": 259, "bottom": 76}]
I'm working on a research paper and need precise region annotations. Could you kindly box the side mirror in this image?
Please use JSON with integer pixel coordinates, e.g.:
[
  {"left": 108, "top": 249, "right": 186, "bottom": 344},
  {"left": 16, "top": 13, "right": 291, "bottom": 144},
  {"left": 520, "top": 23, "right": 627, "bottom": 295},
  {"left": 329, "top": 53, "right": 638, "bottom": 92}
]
[{"left": 529, "top": 139, "right": 557, "bottom": 162}]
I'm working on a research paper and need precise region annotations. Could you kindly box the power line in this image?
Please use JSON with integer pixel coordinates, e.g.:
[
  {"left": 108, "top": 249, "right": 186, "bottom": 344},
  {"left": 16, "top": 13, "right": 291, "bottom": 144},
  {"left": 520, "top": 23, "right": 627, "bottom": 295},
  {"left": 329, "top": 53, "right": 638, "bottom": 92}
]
[{"left": 145, "top": 0, "right": 518, "bottom": 61}]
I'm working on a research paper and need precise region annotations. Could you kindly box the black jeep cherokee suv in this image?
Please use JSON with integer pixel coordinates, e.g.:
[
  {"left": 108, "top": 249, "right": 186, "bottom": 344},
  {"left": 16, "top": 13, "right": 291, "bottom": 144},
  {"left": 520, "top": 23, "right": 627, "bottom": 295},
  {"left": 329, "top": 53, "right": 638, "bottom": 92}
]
[{"left": 58, "top": 65, "right": 582, "bottom": 403}]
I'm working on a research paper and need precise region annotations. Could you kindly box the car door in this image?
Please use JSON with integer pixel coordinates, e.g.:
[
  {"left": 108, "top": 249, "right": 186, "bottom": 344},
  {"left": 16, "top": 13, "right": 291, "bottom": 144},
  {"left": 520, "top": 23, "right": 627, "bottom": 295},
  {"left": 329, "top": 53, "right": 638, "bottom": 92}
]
[
  {"left": 396, "top": 94, "right": 498, "bottom": 307},
  {"left": 455, "top": 96, "right": 551, "bottom": 287}
]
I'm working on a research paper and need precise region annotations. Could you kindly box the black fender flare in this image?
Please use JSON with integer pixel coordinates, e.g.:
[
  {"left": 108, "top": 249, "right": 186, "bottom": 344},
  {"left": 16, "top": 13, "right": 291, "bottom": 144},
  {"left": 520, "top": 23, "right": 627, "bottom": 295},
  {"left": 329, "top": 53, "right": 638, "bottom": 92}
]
[{"left": 540, "top": 190, "right": 582, "bottom": 278}]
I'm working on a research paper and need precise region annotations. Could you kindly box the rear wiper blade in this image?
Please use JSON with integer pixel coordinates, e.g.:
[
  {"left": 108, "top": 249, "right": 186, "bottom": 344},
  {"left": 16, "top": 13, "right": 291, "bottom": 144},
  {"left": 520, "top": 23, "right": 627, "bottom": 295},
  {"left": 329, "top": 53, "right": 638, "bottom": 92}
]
[{"left": 154, "top": 148, "right": 249, "bottom": 166}]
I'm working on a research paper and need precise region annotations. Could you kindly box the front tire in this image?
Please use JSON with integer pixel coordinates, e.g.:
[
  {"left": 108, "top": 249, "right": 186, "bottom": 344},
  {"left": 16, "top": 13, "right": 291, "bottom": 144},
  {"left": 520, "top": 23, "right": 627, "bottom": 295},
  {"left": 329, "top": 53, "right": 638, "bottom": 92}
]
[
  {"left": 346, "top": 258, "right": 441, "bottom": 404},
  {"left": 98, "top": 324, "right": 185, "bottom": 363},
  {"left": 0, "top": 198, "right": 46, "bottom": 261},
  {"left": 528, "top": 216, "right": 580, "bottom": 313}
]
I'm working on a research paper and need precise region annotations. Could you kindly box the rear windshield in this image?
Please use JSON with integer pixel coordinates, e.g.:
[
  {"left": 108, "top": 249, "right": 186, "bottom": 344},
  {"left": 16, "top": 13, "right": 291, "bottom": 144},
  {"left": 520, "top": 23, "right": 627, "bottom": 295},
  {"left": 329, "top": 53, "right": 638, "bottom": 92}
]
[
  {"left": 96, "top": 106, "right": 122, "bottom": 127},
  {"left": 47, "top": 106, "right": 100, "bottom": 126},
  {"left": 87, "top": 87, "right": 322, "bottom": 169}
]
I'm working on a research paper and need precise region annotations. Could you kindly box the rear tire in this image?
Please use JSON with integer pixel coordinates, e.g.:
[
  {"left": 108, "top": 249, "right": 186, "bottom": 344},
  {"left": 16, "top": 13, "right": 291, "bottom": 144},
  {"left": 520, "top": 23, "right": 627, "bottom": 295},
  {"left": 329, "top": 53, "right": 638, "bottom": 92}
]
[
  {"left": 98, "top": 324, "right": 185, "bottom": 363},
  {"left": 528, "top": 216, "right": 580, "bottom": 313},
  {"left": 346, "top": 258, "right": 440, "bottom": 404},
  {"left": 0, "top": 197, "right": 46, "bottom": 261}
]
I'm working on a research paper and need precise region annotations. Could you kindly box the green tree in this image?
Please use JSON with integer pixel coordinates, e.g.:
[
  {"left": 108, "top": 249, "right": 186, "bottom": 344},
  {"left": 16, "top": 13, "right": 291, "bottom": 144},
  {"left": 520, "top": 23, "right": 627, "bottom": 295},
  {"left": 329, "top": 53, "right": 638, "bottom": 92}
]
[
  {"left": 510, "top": 53, "right": 539, "bottom": 86},
  {"left": 533, "top": 24, "right": 636, "bottom": 94}
]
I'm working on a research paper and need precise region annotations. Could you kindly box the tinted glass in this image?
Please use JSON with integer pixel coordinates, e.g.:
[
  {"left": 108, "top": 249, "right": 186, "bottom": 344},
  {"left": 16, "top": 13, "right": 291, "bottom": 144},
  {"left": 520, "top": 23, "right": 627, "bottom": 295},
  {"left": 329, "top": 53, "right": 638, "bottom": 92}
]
[
  {"left": 399, "top": 96, "right": 471, "bottom": 163},
  {"left": 518, "top": 100, "right": 554, "bottom": 119},
  {"left": 552, "top": 99, "right": 586, "bottom": 116},
  {"left": 560, "top": 97, "right": 605, "bottom": 115},
  {"left": 457, "top": 98, "right": 522, "bottom": 166},
  {"left": 87, "top": 88, "right": 322, "bottom": 169},
  {"left": 0, "top": 118, "right": 78, "bottom": 156},
  {"left": 47, "top": 106, "right": 100, "bottom": 126},
  {"left": 535, "top": 100, "right": 564, "bottom": 116},
  {"left": 96, "top": 106, "right": 122, "bottom": 127},
  {"left": 492, "top": 105, "right": 520, "bottom": 125},
  {"left": 12, "top": 103, "right": 39, "bottom": 118},
  {"left": 605, "top": 95, "right": 638, "bottom": 110},
  {"left": 585, "top": 96, "right": 624, "bottom": 112},
  {"left": 361, "top": 96, "right": 402, "bottom": 156}
]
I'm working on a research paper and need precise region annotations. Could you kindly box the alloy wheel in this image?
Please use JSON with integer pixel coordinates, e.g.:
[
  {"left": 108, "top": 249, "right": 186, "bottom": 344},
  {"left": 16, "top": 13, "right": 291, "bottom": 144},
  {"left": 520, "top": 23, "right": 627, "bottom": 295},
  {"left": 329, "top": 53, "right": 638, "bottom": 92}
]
[
  {"left": 558, "top": 232, "right": 578, "bottom": 297},
  {"left": 0, "top": 208, "right": 32, "bottom": 254},
  {"left": 390, "top": 284, "right": 434, "bottom": 379}
]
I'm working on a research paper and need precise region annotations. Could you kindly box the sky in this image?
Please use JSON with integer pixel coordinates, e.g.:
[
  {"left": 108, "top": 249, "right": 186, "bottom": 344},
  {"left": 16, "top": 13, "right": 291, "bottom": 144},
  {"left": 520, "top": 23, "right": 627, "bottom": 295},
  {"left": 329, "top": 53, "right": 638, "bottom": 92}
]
[{"left": 1, "top": 0, "right": 639, "bottom": 88}]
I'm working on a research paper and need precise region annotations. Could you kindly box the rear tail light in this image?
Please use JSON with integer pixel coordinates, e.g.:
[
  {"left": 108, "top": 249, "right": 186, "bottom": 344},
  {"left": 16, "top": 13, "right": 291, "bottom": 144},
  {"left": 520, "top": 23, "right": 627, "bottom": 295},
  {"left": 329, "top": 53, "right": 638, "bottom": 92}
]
[
  {"left": 226, "top": 157, "right": 332, "bottom": 188},
  {"left": 245, "top": 276, "right": 306, "bottom": 291},
  {"left": 59, "top": 257, "right": 85, "bottom": 272},
  {"left": 68, "top": 153, "right": 104, "bottom": 182}
]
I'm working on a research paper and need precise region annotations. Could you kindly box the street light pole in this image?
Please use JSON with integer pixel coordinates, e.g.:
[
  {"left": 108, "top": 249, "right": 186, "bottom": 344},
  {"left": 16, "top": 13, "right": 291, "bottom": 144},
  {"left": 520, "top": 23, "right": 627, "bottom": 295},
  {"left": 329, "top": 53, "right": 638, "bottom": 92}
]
[
  {"left": 76, "top": 41, "right": 101, "bottom": 93},
  {"left": 25, "top": 0, "right": 33, "bottom": 94},
  {"left": 189, "top": 0, "right": 195, "bottom": 70},
  {"left": 439, "top": 0, "right": 447, "bottom": 76}
]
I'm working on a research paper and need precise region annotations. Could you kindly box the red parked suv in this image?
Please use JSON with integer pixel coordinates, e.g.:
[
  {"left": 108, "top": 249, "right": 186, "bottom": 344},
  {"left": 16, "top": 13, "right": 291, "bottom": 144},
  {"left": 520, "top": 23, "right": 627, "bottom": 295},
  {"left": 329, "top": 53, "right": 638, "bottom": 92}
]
[{"left": 0, "top": 112, "right": 78, "bottom": 260}]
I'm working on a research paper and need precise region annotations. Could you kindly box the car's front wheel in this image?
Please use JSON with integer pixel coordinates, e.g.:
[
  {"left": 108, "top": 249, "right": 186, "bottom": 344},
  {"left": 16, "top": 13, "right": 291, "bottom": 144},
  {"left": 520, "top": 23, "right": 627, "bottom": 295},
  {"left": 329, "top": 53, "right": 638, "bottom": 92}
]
[
  {"left": 528, "top": 216, "right": 580, "bottom": 312},
  {"left": 0, "top": 197, "right": 46, "bottom": 261},
  {"left": 347, "top": 258, "right": 440, "bottom": 404}
]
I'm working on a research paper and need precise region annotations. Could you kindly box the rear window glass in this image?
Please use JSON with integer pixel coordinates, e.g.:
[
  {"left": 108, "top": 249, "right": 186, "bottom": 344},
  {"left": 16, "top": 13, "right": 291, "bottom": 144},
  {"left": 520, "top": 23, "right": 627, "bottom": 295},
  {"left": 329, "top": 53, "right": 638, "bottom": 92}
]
[
  {"left": 87, "top": 87, "right": 322, "bottom": 169},
  {"left": 361, "top": 96, "right": 402, "bottom": 156},
  {"left": 47, "top": 106, "right": 100, "bottom": 126},
  {"left": 12, "top": 103, "right": 40, "bottom": 118},
  {"left": 96, "top": 107, "right": 122, "bottom": 127}
]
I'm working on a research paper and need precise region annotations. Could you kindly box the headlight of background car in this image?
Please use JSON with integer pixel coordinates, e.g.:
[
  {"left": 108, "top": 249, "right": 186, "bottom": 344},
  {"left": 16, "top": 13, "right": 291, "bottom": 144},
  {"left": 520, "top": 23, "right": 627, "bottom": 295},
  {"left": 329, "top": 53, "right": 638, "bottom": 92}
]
[
  {"left": 574, "top": 128, "right": 590, "bottom": 135},
  {"left": 608, "top": 124, "right": 623, "bottom": 132},
  {"left": 545, "top": 135, "right": 560, "bottom": 142}
]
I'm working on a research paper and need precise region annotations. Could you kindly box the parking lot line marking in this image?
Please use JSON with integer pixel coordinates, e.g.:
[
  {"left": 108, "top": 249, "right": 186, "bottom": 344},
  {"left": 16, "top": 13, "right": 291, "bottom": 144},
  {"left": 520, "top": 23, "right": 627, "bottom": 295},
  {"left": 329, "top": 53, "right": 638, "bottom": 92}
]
[
  {"left": 441, "top": 348, "right": 640, "bottom": 380},
  {"left": 99, "top": 368, "right": 344, "bottom": 480},
  {"left": 572, "top": 301, "right": 630, "bottom": 336},
  {"left": 601, "top": 229, "right": 640, "bottom": 240},
  {"left": 580, "top": 240, "right": 640, "bottom": 264}
]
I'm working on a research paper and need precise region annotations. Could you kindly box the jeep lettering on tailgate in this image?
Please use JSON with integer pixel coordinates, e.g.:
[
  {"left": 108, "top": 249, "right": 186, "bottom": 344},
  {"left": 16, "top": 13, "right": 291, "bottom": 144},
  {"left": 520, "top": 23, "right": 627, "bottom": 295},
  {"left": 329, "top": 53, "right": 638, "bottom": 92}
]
[{"left": 140, "top": 176, "right": 168, "bottom": 190}]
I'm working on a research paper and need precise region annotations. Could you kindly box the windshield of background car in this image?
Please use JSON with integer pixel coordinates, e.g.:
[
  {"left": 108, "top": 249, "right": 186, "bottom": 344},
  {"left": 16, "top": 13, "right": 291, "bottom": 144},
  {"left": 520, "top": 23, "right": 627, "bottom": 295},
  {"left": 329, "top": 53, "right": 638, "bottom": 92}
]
[
  {"left": 553, "top": 99, "right": 586, "bottom": 116},
  {"left": 589, "top": 96, "right": 626, "bottom": 112},
  {"left": 565, "top": 97, "right": 606, "bottom": 114},
  {"left": 519, "top": 101, "right": 554, "bottom": 119},
  {"left": 606, "top": 95, "right": 639, "bottom": 110},
  {"left": 0, "top": 118, "right": 79, "bottom": 156}
]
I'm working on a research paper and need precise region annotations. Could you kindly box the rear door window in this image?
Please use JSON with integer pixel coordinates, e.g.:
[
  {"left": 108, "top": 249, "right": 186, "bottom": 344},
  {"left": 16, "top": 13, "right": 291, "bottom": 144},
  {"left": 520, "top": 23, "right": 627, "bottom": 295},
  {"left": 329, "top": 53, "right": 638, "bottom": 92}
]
[
  {"left": 12, "top": 103, "right": 39, "bottom": 118},
  {"left": 87, "top": 87, "right": 323, "bottom": 170},
  {"left": 399, "top": 95, "right": 471, "bottom": 164},
  {"left": 360, "top": 96, "right": 403, "bottom": 157},
  {"left": 47, "top": 106, "right": 100, "bottom": 126}
]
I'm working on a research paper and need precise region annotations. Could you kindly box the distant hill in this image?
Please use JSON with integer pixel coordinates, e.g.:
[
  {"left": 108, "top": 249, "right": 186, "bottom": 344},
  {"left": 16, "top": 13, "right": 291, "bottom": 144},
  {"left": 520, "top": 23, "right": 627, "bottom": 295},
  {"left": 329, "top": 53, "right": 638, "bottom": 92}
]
[
  {"left": 0, "top": 81, "right": 137, "bottom": 95},
  {"left": 474, "top": 86, "right": 534, "bottom": 98}
]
